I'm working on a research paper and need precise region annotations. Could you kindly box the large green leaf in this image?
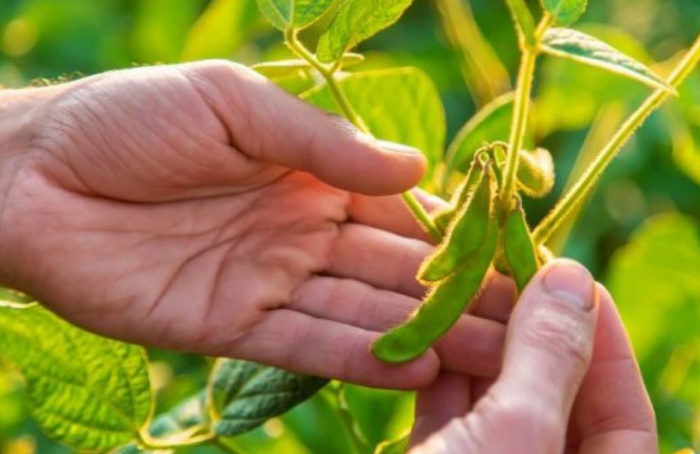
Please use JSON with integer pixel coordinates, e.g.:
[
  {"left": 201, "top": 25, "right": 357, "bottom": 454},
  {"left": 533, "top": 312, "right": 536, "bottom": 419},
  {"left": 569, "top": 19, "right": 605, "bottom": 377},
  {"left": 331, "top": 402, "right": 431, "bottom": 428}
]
[
  {"left": 441, "top": 92, "right": 516, "bottom": 193},
  {"left": 181, "top": 0, "right": 259, "bottom": 61},
  {"left": 316, "top": 0, "right": 414, "bottom": 63},
  {"left": 541, "top": 28, "right": 672, "bottom": 92},
  {"left": 303, "top": 67, "right": 446, "bottom": 185},
  {"left": 541, "top": 0, "right": 588, "bottom": 26},
  {"left": 0, "top": 304, "right": 152, "bottom": 452},
  {"left": 256, "top": 0, "right": 335, "bottom": 31},
  {"left": 607, "top": 214, "right": 700, "bottom": 361},
  {"left": 210, "top": 359, "right": 328, "bottom": 437},
  {"left": 670, "top": 72, "right": 700, "bottom": 185}
]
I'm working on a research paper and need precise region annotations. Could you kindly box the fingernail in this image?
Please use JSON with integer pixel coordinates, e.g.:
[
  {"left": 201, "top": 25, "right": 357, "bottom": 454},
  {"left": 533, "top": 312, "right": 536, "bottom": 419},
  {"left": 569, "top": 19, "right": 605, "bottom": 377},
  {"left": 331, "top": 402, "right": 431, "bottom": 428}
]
[
  {"left": 542, "top": 260, "right": 596, "bottom": 311},
  {"left": 377, "top": 139, "right": 422, "bottom": 156}
]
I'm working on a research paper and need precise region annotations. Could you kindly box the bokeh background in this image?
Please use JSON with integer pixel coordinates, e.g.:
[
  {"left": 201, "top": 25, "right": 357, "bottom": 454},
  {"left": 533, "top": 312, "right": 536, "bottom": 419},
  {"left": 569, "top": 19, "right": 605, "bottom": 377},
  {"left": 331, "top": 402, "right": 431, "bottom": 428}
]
[{"left": 1, "top": 0, "right": 699, "bottom": 452}]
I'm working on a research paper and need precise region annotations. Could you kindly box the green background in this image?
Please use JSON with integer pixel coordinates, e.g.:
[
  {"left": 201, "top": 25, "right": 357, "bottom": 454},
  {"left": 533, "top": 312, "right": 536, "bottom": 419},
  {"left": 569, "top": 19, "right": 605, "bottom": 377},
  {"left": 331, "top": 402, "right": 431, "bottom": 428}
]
[{"left": 1, "top": 0, "right": 699, "bottom": 452}]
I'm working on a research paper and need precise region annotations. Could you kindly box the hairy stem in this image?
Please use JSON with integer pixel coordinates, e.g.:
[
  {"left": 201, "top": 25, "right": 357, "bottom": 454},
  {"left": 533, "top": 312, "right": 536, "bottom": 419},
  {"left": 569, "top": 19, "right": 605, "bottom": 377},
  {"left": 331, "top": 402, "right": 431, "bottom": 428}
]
[
  {"left": 499, "top": 15, "right": 552, "bottom": 209},
  {"left": 139, "top": 426, "right": 216, "bottom": 450},
  {"left": 284, "top": 29, "right": 440, "bottom": 241},
  {"left": 533, "top": 35, "right": 700, "bottom": 245}
]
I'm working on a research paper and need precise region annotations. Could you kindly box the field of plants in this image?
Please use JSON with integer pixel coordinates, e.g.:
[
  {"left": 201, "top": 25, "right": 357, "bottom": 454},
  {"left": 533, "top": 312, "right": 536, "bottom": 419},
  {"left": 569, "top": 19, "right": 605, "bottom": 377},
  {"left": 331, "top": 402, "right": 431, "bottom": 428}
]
[{"left": 1, "top": 0, "right": 700, "bottom": 452}]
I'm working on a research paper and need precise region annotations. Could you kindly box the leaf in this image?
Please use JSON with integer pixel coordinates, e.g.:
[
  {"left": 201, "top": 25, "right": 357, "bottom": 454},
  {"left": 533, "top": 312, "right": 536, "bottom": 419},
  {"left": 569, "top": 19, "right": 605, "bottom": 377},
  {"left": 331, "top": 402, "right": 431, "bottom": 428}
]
[
  {"left": 669, "top": 72, "right": 700, "bottom": 185},
  {"left": 0, "top": 305, "right": 152, "bottom": 452},
  {"left": 256, "top": 0, "right": 335, "bottom": 31},
  {"left": 441, "top": 92, "right": 516, "bottom": 193},
  {"left": 316, "top": 0, "right": 414, "bottom": 63},
  {"left": 181, "top": 0, "right": 259, "bottom": 61},
  {"left": 374, "top": 432, "right": 409, "bottom": 454},
  {"left": 607, "top": 214, "right": 700, "bottom": 361},
  {"left": 303, "top": 67, "right": 446, "bottom": 186},
  {"left": 211, "top": 359, "right": 328, "bottom": 437},
  {"left": 541, "top": 0, "right": 588, "bottom": 26},
  {"left": 541, "top": 28, "right": 672, "bottom": 92}
]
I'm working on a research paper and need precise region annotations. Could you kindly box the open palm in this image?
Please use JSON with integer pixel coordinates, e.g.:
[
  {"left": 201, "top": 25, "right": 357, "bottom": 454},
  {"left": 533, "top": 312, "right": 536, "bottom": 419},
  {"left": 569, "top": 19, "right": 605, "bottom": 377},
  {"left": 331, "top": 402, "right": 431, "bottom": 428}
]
[{"left": 0, "top": 61, "right": 482, "bottom": 388}]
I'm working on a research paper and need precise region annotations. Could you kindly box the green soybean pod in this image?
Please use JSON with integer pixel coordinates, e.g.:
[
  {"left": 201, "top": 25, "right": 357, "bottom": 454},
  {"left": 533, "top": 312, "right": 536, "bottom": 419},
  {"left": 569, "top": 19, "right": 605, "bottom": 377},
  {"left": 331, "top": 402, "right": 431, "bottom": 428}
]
[
  {"left": 516, "top": 148, "right": 555, "bottom": 199},
  {"left": 433, "top": 150, "right": 486, "bottom": 236},
  {"left": 372, "top": 218, "right": 498, "bottom": 364},
  {"left": 503, "top": 197, "right": 540, "bottom": 292},
  {"left": 418, "top": 162, "right": 494, "bottom": 283}
]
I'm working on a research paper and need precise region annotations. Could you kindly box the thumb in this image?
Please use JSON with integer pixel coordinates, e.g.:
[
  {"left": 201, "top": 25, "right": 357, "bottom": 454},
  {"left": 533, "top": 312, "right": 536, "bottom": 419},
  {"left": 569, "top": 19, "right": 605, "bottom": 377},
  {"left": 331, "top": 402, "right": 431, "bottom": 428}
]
[
  {"left": 181, "top": 61, "right": 426, "bottom": 196},
  {"left": 414, "top": 260, "right": 599, "bottom": 454}
]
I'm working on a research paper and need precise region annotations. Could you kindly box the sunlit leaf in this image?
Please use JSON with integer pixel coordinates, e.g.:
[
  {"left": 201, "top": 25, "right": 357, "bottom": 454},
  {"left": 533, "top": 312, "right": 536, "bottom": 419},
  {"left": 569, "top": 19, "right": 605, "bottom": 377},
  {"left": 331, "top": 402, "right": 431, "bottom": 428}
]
[
  {"left": 441, "top": 92, "right": 516, "bottom": 192},
  {"left": 373, "top": 432, "right": 409, "bottom": 454},
  {"left": 541, "top": 28, "right": 672, "bottom": 92},
  {"left": 535, "top": 25, "right": 653, "bottom": 134},
  {"left": 0, "top": 305, "right": 152, "bottom": 452},
  {"left": 303, "top": 67, "right": 446, "bottom": 186},
  {"left": 256, "top": 0, "right": 335, "bottom": 31},
  {"left": 211, "top": 359, "right": 328, "bottom": 437},
  {"left": 607, "top": 213, "right": 700, "bottom": 361},
  {"left": 181, "top": 0, "right": 259, "bottom": 61},
  {"left": 316, "top": 0, "right": 414, "bottom": 63},
  {"left": 541, "top": 0, "right": 588, "bottom": 26}
]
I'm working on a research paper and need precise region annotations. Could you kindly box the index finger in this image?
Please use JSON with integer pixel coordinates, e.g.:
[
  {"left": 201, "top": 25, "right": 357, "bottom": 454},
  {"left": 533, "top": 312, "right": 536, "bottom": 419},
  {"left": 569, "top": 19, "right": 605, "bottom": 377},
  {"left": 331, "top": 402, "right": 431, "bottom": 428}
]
[{"left": 572, "top": 285, "right": 658, "bottom": 453}]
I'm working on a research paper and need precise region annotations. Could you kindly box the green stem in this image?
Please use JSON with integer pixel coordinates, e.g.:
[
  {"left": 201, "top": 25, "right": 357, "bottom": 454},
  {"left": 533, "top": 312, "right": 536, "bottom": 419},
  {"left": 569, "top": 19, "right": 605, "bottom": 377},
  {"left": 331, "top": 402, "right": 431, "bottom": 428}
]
[
  {"left": 403, "top": 191, "right": 442, "bottom": 242},
  {"left": 284, "top": 29, "right": 439, "bottom": 240},
  {"left": 499, "top": 15, "right": 552, "bottom": 209},
  {"left": 533, "top": 34, "right": 700, "bottom": 245},
  {"left": 139, "top": 426, "right": 216, "bottom": 450}
]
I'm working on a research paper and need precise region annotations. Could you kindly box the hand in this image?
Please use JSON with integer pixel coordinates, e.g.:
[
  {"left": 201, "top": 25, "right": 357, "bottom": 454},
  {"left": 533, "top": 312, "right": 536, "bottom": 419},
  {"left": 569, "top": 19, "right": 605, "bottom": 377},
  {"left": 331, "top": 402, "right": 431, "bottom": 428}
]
[
  {"left": 0, "top": 61, "right": 448, "bottom": 388},
  {"left": 409, "top": 260, "right": 658, "bottom": 453}
]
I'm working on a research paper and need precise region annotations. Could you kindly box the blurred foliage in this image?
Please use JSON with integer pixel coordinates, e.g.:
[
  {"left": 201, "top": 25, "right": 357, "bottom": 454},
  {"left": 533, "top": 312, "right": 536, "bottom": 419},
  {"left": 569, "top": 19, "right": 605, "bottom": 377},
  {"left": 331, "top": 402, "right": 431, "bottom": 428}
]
[{"left": 1, "top": 0, "right": 700, "bottom": 452}]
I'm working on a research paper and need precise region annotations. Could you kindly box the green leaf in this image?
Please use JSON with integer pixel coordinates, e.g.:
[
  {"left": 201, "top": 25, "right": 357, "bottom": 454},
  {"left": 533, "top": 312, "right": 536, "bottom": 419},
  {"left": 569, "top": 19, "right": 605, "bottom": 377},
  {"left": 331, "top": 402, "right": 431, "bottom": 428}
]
[
  {"left": 181, "top": 0, "right": 260, "bottom": 61},
  {"left": 373, "top": 432, "right": 409, "bottom": 454},
  {"left": 316, "top": 0, "right": 414, "bottom": 63},
  {"left": 607, "top": 214, "right": 700, "bottom": 361},
  {"left": 0, "top": 305, "right": 152, "bottom": 452},
  {"left": 256, "top": 0, "right": 335, "bottom": 31},
  {"left": 211, "top": 359, "right": 328, "bottom": 437},
  {"left": 303, "top": 67, "right": 446, "bottom": 186},
  {"left": 441, "top": 92, "right": 517, "bottom": 193},
  {"left": 541, "top": 28, "right": 672, "bottom": 92},
  {"left": 541, "top": 0, "right": 588, "bottom": 26}
]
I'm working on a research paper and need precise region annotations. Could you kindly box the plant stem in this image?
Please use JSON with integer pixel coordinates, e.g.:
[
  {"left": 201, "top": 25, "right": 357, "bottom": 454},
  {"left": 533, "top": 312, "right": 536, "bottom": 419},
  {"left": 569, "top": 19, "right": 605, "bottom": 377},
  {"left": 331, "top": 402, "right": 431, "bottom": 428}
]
[
  {"left": 211, "top": 437, "right": 244, "bottom": 454},
  {"left": 533, "top": 34, "right": 700, "bottom": 245},
  {"left": 499, "top": 15, "right": 552, "bottom": 209},
  {"left": 284, "top": 29, "right": 440, "bottom": 241},
  {"left": 139, "top": 426, "right": 216, "bottom": 450}
]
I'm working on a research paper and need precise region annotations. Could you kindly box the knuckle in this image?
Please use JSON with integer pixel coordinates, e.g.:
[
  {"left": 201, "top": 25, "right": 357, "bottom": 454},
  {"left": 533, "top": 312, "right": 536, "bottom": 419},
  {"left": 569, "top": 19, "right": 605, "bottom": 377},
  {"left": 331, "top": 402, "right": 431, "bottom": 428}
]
[{"left": 521, "top": 309, "right": 591, "bottom": 367}]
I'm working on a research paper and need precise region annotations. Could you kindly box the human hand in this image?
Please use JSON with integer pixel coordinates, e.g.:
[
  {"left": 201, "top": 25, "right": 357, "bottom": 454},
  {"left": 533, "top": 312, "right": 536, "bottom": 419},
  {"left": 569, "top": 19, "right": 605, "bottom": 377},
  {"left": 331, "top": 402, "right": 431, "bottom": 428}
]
[
  {"left": 0, "top": 61, "right": 447, "bottom": 388},
  {"left": 409, "top": 260, "right": 657, "bottom": 453}
]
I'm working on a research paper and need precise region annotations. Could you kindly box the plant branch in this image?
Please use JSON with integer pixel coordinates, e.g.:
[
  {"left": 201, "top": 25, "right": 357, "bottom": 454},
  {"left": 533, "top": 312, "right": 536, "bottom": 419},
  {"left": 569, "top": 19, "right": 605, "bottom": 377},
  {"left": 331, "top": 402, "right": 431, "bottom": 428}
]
[
  {"left": 328, "top": 383, "right": 369, "bottom": 454},
  {"left": 533, "top": 35, "right": 700, "bottom": 245},
  {"left": 139, "top": 425, "right": 216, "bottom": 450},
  {"left": 284, "top": 29, "right": 440, "bottom": 241},
  {"left": 499, "top": 15, "right": 552, "bottom": 209}
]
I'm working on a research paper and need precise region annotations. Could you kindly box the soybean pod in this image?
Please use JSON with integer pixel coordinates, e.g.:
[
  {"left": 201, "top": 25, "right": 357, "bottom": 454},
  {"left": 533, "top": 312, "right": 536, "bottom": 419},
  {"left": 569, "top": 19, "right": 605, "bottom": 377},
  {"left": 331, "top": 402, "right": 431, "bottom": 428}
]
[
  {"left": 418, "top": 161, "right": 495, "bottom": 284},
  {"left": 371, "top": 217, "right": 498, "bottom": 363},
  {"left": 502, "top": 197, "right": 540, "bottom": 292},
  {"left": 433, "top": 149, "right": 488, "bottom": 236}
]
